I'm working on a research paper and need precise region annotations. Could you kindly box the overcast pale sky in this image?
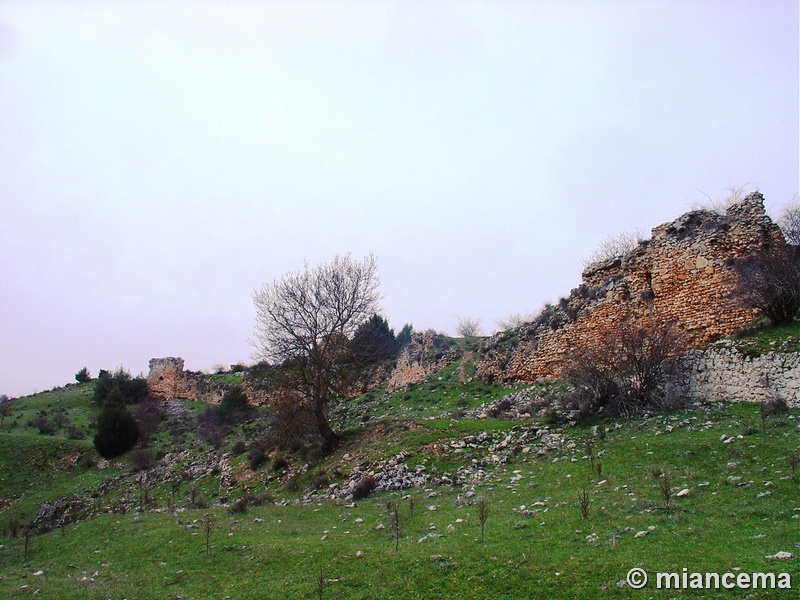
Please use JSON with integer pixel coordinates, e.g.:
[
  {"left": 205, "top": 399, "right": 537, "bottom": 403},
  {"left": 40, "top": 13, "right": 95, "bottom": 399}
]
[{"left": 1, "top": 1, "right": 797, "bottom": 397}]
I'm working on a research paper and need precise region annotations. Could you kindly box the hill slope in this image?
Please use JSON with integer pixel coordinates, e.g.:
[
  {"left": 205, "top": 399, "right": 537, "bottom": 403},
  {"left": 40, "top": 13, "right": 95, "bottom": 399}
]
[{"left": 2, "top": 348, "right": 800, "bottom": 598}]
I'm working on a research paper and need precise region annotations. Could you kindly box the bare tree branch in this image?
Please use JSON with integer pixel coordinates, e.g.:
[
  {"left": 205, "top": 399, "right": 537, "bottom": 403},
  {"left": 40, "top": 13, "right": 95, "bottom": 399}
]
[{"left": 251, "top": 254, "right": 380, "bottom": 452}]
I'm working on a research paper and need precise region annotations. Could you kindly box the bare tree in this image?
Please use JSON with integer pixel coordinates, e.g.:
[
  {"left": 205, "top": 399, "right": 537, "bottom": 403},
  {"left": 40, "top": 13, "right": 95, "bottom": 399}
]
[
  {"left": 252, "top": 254, "right": 380, "bottom": 452},
  {"left": 735, "top": 242, "right": 800, "bottom": 326},
  {"left": 778, "top": 194, "right": 800, "bottom": 245},
  {"left": 456, "top": 317, "right": 482, "bottom": 338}
]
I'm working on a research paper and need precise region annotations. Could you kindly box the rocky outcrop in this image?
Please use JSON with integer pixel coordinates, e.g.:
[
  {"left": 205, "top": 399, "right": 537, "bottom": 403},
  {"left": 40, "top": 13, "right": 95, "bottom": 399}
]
[{"left": 478, "top": 193, "right": 784, "bottom": 382}]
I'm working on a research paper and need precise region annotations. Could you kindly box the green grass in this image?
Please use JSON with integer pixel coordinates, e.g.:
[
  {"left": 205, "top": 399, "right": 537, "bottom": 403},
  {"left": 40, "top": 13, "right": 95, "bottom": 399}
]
[
  {"left": 728, "top": 320, "right": 800, "bottom": 356},
  {"left": 2, "top": 383, "right": 95, "bottom": 439},
  {"left": 376, "top": 361, "right": 525, "bottom": 420},
  {"left": 3, "top": 398, "right": 800, "bottom": 598}
]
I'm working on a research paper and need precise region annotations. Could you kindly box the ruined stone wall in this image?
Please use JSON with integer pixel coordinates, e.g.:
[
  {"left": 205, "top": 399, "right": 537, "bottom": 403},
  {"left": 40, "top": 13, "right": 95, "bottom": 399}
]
[
  {"left": 478, "top": 193, "right": 785, "bottom": 382},
  {"left": 386, "top": 330, "right": 460, "bottom": 392},
  {"left": 668, "top": 342, "right": 800, "bottom": 406},
  {"left": 147, "top": 357, "right": 199, "bottom": 400}
]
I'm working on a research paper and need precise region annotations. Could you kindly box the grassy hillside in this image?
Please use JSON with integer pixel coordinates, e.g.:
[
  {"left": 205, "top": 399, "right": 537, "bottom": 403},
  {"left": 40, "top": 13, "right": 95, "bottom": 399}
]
[{"left": 2, "top": 350, "right": 800, "bottom": 598}]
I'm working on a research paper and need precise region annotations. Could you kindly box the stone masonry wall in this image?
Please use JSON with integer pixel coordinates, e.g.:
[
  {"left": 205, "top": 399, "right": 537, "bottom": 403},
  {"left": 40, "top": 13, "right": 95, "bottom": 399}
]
[
  {"left": 668, "top": 342, "right": 800, "bottom": 406},
  {"left": 147, "top": 357, "right": 198, "bottom": 400},
  {"left": 478, "top": 193, "right": 785, "bottom": 382}
]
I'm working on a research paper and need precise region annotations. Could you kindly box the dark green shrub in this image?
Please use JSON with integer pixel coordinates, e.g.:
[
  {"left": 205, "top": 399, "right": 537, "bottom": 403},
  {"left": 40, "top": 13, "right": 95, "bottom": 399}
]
[
  {"left": 349, "top": 314, "right": 398, "bottom": 364},
  {"left": 75, "top": 367, "right": 91, "bottom": 383},
  {"left": 231, "top": 440, "right": 247, "bottom": 456},
  {"left": 93, "top": 403, "right": 140, "bottom": 458},
  {"left": 217, "top": 385, "right": 249, "bottom": 419},
  {"left": 395, "top": 323, "right": 413, "bottom": 349},
  {"left": 94, "top": 368, "right": 148, "bottom": 406}
]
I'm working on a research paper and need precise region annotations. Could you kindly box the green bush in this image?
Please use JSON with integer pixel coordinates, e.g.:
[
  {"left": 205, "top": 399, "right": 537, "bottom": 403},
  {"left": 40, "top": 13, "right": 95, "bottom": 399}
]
[
  {"left": 349, "top": 314, "right": 398, "bottom": 364},
  {"left": 75, "top": 367, "right": 91, "bottom": 383},
  {"left": 94, "top": 368, "right": 148, "bottom": 406},
  {"left": 93, "top": 403, "right": 140, "bottom": 459},
  {"left": 396, "top": 323, "right": 413, "bottom": 348},
  {"left": 218, "top": 385, "right": 249, "bottom": 416}
]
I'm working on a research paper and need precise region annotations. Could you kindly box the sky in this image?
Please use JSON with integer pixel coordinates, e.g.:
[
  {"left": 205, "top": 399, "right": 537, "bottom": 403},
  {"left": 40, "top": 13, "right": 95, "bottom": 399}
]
[{"left": 1, "top": 1, "right": 798, "bottom": 398}]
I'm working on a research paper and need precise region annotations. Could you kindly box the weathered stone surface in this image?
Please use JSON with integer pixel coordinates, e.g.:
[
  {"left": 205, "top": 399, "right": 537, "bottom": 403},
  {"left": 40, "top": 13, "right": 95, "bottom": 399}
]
[
  {"left": 668, "top": 343, "right": 800, "bottom": 405},
  {"left": 147, "top": 357, "right": 197, "bottom": 400},
  {"left": 478, "top": 193, "right": 783, "bottom": 382},
  {"left": 387, "top": 330, "right": 460, "bottom": 392}
]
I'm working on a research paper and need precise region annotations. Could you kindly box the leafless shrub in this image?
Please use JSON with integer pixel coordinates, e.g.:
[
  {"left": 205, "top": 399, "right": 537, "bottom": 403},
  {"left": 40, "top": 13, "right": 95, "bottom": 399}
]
[
  {"left": 787, "top": 451, "right": 800, "bottom": 482},
  {"left": 264, "top": 391, "right": 323, "bottom": 458},
  {"left": 496, "top": 313, "right": 537, "bottom": 331},
  {"left": 203, "top": 514, "right": 213, "bottom": 556},
  {"left": 476, "top": 497, "right": 489, "bottom": 543},
  {"left": 691, "top": 184, "right": 753, "bottom": 215},
  {"left": 66, "top": 425, "right": 85, "bottom": 440},
  {"left": 130, "top": 448, "right": 156, "bottom": 472},
  {"left": 271, "top": 454, "right": 289, "bottom": 472},
  {"left": 133, "top": 399, "right": 162, "bottom": 445},
  {"left": 763, "top": 393, "right": 789, "bottom": 417},
  {"left": 196, "top": 409, "right": 230, "bottom": 448},
  {"left": 561, "top": 314, "right": 686, "bottom": 419},
  {"left": 6, "top": 517, "right": 22, "bottom": 539},
  {"left": 582, "top": 229, "right": 647, "bottom": 271},
  {"left": 778, "top": 194, "right": 800, "bottom": 245},
  {"left": 316, "top": 567, "right": 326, "bottom": 600},
  {"left": 387, "top": 500, "right": 401, "bottom": 552},
  {"left": 352, "top": 476, "right": 376, "bottom": 500},
  {"left": 456, "top": 317, "right": 482, "bottom": 338},
  {"left": 29, "top": 415, "right": 54, "bottom": 435},
  {"left": 188, "top": 487, "right": 208, "bottom": 509},
  {"left": 247, "top": 445, "right": 267, "bottom": 471},
  {"left": 652, "top": 468, "right": 673, "bottom": 512},
  {"left": 735, "top": 243, "right": 800, "bottom": 326},
  {"left": 577, "top": 487, "right": 591, "bottom": 520}
]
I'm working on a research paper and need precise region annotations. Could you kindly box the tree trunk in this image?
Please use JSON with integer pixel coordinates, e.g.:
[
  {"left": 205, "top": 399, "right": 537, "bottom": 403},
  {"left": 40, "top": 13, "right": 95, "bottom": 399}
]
[{"left": 314, "top": 399, "right": 339, "bottom": 454}]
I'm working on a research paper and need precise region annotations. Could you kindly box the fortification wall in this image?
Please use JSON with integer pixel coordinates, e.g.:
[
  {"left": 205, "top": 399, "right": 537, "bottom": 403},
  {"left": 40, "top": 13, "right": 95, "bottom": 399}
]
[
  {"left": 147, "top": 357, "right": 199, "bottom": 400},
  {"left": 668, "top": 343, "right": 800, "bottom": 406},
  {"left": 478, "top": 193, "right": 784, "bottom": 382}
]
